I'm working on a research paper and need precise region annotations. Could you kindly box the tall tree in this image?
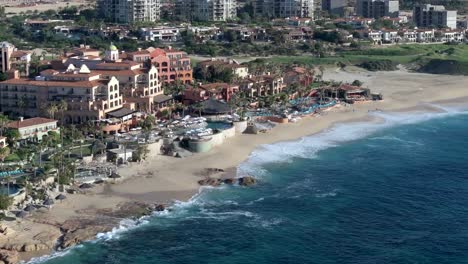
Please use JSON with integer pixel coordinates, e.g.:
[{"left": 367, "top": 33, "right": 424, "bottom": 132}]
[{"left": 0, "top": 114, "right": 9, "bottom": 137}]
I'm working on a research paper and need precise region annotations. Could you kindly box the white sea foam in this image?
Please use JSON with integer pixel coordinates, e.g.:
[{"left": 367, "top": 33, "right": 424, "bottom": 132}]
[{"left": 238, "top": 106, "right": 467, "bottom": 177}]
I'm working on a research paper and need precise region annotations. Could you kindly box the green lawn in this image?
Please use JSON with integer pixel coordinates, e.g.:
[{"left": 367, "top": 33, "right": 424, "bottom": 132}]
[{"left": 267, "top": 44, "right": 468, "bottom": 69}]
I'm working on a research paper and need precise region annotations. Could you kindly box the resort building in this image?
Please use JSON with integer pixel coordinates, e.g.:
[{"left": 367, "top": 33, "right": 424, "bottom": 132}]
[
  {"left": 413, "top": 4, "right": 457, "bottom": 30},
  {"left": 239, "top": 74, "right": 286, "bottom": 97},
  {"left": 254, "top": 0, "right": 315, "bottom": 19},
  {"left": 197, "top": 59, "right": 249, "bottom": 79},
  {"left": 140, "top": 27, "right": 181, "bottom": 42},
  {"left": 127, "top": 47, "right": 193, "bottom": 84},
  {"left": 175, "top": 0, "right": 237, "bottom": 21},
  {"left": 284, "top": 67, "right": 314, "bottom": 87},
  {"left": 98, "top": 0, "right": 161, "bottom": 24},
  {"left": 92, "top": 62, "right": 163, "bottom": 112},
  {"left": 356, "top": 0, "right": 399, "bottom": 19},
  {"left": 7, "top": 117, "right": 59, "bottom": 141},
  {"left": 0, "top": 64, "right": 124, "bottom": 123},
  {"left": 183, "top": 83, "right": 239, "bottom": 104}
]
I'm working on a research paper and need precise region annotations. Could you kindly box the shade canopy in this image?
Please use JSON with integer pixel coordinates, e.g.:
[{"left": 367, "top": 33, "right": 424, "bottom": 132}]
[
  {"left": 200, "top": 99, "right": 231, "bottom": 115},
  {"left": 55, "top": 194, "right": 67, "bottom": 200}
]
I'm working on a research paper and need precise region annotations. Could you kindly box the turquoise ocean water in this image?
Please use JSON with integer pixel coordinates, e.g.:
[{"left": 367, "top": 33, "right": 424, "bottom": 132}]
[{"left": 34, "top": 106, "right": 468, "bottom": 264}]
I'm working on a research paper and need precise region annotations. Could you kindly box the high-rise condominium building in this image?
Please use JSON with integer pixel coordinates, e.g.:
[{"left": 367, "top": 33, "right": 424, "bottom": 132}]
[
  {"left": 175, "top": 0, "right": 237, "bottom": 21},
  {"left": 321, "top": 0, "right": 347, "bottom": 16},
  {"left": 413, "top": 4, "right": 457, "bottom": 30},
  {"left": 98, "top": 0, "right": 161, "bottom": 24},
  {"left": 254, "top": 0, "right": 315, "bottom": 19},
  {"left": 356, "top": 0, "right": 399, "bottom": 18}
]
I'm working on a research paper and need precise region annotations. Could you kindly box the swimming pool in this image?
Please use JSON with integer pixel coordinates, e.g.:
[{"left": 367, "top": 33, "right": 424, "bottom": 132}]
[
  {"left": 206, "top": 121, "right": 233, "bottom": 131},
  {"left": 0, "top": 184, "right": 21, "bottom": 196}
]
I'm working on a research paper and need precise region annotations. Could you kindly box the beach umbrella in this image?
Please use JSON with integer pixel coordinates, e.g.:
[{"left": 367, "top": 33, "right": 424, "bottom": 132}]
[
  {"left": 79, "top": 183, "right": 93, "bottom": 189},
  {"left": 109, "top": 173, "right": 121, "bottom": 179},
  {"left": 55, "top": 194, "right": 67, "bottom": 201},
  {"left": 43, "top": 199, "right": 55, "bottom": 206},
  {"left": 24, "top": 205, "right": 36, "bottom": 212},
  {"left": 15, "top": 211, "right": 28, "bottom": 218}
]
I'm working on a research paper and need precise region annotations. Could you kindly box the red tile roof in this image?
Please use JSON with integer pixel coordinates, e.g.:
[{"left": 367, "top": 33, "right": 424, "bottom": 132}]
[
  {"left": 0, "top": 78, "right": 102, "bottom": 88},
  {"left": 8, "top": 117, "right": 57, "bottom": 129}
]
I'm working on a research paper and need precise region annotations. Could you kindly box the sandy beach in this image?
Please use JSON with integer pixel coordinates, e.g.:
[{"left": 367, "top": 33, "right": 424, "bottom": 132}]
[{"left": 2, "top": 68, "right": 468, "bottom": 263}]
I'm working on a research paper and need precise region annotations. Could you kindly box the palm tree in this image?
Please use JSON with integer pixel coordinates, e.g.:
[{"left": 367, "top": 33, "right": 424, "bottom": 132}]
[
  {"left": 57, "top": 100, "right": 68, "bottom": 124},
  {"left": 318, "top": 66, "right": 325, "bottom": 82},
  {"left": 44, "top": 103, "right": 58, "bottom": 120},
  {"left": 0, "top": 147, "right": 10, "bottom": 170},
  {"left": 17, "top": 95, "right": 28, "bottom": 117},
  {"left": 4, "top": 175, "right": 12, "bottom": 196},
  {"left": 192, "top": 102, "right": 203, "bottom": 117},
  {"left": 0, "top": 114, "right": 9, "bottom": 137}
]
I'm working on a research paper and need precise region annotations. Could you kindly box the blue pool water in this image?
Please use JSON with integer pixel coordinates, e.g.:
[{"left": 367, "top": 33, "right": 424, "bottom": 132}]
[
  {"left": 36, "top": 107, "right": 468, "bottom": 264},
  {"left": 0, "top": 184, "right": 20, "bottom": 196},
  {"left": 206, "top": 121, "right": 233, "bottom": 130}
]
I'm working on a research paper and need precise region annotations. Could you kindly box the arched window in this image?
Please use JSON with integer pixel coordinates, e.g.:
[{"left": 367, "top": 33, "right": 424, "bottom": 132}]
[
  {"left": 104, "top": 103, "right": 108, "bottom": 109},
  {"left": 110, "top": 94, "right": 114, "bottom": 100},
  {"left": 185, "top": 73, "right": 191, "bottom": 78},
  {"left": 110, "top": 102, "right": 114, "bottom": 108},
  {"left": 162, "top": 62, "right": 168, "bottom": 67},
  {"left": 155, "top": 62, "right": 160, "bottom": 67}
]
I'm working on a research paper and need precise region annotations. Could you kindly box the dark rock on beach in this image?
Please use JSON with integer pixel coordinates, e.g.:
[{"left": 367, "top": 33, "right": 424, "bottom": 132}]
[
  {"left": 198, "top": 178, "right": 222, "bottom": 186},
  {"left": 0, "top": 250, "right": 19, "bottom": 264},
  {"left": 223, "top": 178, "right": 236, "bottom": 185}
]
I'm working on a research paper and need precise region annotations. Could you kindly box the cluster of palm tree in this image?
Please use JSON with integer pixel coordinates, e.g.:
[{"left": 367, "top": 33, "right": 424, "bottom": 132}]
[{"left": 40, "top": 100, "right": 68, "bottom": 124}]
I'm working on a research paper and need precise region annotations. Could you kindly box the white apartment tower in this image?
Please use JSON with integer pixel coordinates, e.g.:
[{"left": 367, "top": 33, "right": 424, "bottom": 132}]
[
  {"left": 413, "top": 4, "right": 457, "bottom": 30},
  {"left": 356, "top": 0, "right": 399, "bottom": 18},
  {"left": 254, "top": 0, "right": 315, "bottom": 19},
  {"left": 175, "top": 0, "right": 237, "bottom": 21},
  {"left": 98, "top": 0, "right": 161, "bottom": 24}
]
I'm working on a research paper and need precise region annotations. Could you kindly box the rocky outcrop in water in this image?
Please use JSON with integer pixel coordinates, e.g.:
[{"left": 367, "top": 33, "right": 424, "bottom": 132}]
[
  {"left": 59, "top": 201, "right": 153, "bottom": 248},
  {"left": 223, "top": 178, "right": 236, "bottom": 185},
  {"left": 238, "top": 176, "right": 256, "bottom": 186},
  {"left": 154, "top": 204, "right": 166, "bottom": 212}
]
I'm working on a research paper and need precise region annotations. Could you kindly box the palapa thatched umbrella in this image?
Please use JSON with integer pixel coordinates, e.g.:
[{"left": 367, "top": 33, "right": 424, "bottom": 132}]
[
  {"left": 43, "top": 199, "right": 55, "bottom": 206},
  {"left": 23, "top": 205, "right": 36, "bottom": 212},
  {"left": 55, "top": 194, "right": 67, "bottom": 202},
  {"left": 16, "top": 211, "right": 28, "bottom": 218},
  {"left": 108, "top": 172, "right": 121, "bottom": 182},
  {"left": 79, "top": 183, "right": 93, "bottom": 189}
]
